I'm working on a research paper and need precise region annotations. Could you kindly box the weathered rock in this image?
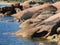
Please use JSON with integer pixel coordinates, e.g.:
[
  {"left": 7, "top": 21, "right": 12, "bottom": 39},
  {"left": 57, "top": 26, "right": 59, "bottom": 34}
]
[
  {"left": 21, "top": 1, "right": 30, "bottom": 9},
  {"left": 36, "top": 13, "right": 60, "bottom": 27},
  {"left": 46, "top": 34, "right": 59, "bottom": 42},
  {"left": 31, "top": 25, "right": 52, "bottom": 38},
  {"left": 0, "top": 3, "right": 24, "bottom": 16},
  {"left": 19, "top": 19, "right": 37, "bottom": 29},
  {"left": 17, "top": 13, "right": 60, "bottom": 38},
  {"left": 58, "top": 35, "right": 60, "bottom": 45},
  {"left": 13, "top": 2, "right": 60, "bottom": 39},
  {"left": 52, "top": 2, "right": 60, "bottom": 13},
  {"left": 57, "top": 27, "right": 60, "bottom": 34},
  {"left": 0, "top": 13, "right": 4, "bottom": 16},
  {"left": 14, "top": 24, "right": 55, "bottom": 38},
  {"left": 12, "top": 3, "right": 57, "bottom": 21},
  {"left": 39, "top": 40, "right": 57, "bottom": 45},
  {"left": 14, "top": 2, "right": 60, "bottom": 19},
  {"left": 19, "top": 14, "right": 53, "bottom": 29},
  {"left": 13, "top": 26, "right": 41, "bottom": 38}
]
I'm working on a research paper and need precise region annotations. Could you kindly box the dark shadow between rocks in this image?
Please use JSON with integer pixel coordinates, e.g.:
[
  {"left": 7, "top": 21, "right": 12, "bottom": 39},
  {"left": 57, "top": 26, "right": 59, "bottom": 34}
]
[{"left": 31, "top": 31, "right": 48, "bottom": 38}]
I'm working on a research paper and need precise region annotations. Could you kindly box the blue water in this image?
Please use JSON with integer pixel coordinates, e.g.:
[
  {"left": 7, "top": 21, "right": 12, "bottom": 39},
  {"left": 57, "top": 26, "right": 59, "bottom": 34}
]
[
  {"left": 0, "top": 16, "right": 39, "bottom": 45},
  {"left": 0, "top": 4, "right": 7, "bottom": 7},
  {"left": 0, "top": 3, "right": 38, "bottom": 45}
]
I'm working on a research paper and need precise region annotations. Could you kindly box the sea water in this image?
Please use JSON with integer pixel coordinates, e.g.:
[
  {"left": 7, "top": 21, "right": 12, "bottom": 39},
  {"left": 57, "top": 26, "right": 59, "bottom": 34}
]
[{"left": 0, "top": 16, "right": 39, "bottom": 45}]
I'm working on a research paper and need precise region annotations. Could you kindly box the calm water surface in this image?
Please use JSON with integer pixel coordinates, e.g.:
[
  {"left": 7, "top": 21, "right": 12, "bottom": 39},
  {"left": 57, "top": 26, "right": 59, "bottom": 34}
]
[{"left": 0, "top": 16, "right": 39, "bottom": 45}]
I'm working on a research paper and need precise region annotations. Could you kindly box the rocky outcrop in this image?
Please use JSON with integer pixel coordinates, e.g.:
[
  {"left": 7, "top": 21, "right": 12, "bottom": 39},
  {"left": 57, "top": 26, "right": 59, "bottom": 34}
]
[
  {"left": 13, "top": 2, "right": 60, "bottom": 22},
  {"left": 11, "top": 2, "right": 60, "bottom": 44},
  {"left": 14, "top": 12, "right": 60, "bottom": 39},
  {"left": 0, "top": 3, "right": 23, "bottom": 16},
  {"left": 12, "top": 3, "right": 57, "bottom": 22}
]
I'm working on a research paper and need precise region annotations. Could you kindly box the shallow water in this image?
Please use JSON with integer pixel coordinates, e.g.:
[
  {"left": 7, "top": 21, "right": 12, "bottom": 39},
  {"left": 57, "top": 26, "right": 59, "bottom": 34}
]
[{"left": 0, "top": 16, "right": 39, "bottom": 45}]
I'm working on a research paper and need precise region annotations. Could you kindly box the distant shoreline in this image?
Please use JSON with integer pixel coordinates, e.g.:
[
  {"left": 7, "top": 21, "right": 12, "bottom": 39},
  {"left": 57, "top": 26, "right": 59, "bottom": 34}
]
[{"left": 0, "top": 1, "right": 20, "bottom": 4}]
